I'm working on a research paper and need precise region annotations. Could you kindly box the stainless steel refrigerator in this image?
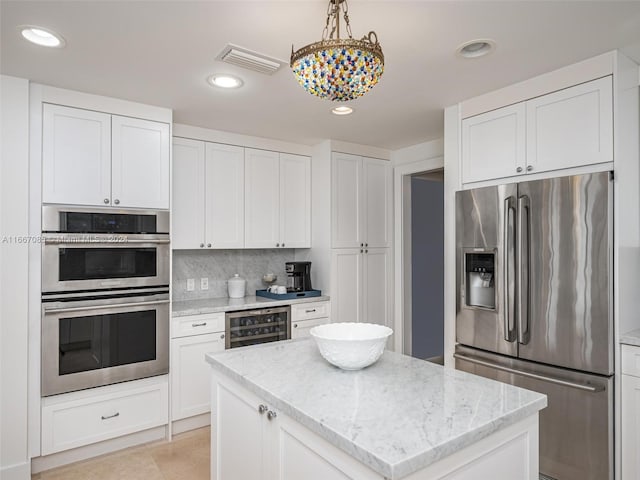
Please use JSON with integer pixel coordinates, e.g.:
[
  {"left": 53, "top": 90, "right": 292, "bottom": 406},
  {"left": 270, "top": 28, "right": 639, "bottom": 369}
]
[{"left": 454, "top": 172, "right": 613, "bottom": 480}]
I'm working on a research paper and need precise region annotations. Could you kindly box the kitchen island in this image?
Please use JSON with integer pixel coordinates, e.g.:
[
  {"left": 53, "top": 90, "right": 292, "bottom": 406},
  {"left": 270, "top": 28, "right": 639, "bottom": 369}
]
[{"left": 206, "top": 339, "right": 547, "bottom": 480}]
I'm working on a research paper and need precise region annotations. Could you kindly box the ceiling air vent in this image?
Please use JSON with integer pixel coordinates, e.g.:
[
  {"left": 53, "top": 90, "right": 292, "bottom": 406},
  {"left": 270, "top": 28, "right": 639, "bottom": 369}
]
[{"left": 216, "top": 44, "right": 284, "bottom": 75}]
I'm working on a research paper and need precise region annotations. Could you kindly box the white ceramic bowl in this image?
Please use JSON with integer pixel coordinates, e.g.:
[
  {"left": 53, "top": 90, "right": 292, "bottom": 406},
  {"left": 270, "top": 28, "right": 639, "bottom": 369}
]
[{"left": 309, "top": 322, "right": 393, "bottom": 370}]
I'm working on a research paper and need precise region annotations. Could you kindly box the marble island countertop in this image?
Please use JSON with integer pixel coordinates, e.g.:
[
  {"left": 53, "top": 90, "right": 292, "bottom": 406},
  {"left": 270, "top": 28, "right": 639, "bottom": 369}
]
[
  {"left": 206, "top": 339, "right": 547, "bottom": 479},
  {"left": 172, "top": 294, "right": 330, "bottom": 317},
  {"left": 621, "top": 328, "right": 640, "bottom": 347}
]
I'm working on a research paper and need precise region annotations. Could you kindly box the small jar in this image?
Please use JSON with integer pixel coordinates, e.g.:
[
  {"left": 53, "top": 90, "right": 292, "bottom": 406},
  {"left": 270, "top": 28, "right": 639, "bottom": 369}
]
[{"left": 227, "top": 274, "right": 246, "bottom": 298}]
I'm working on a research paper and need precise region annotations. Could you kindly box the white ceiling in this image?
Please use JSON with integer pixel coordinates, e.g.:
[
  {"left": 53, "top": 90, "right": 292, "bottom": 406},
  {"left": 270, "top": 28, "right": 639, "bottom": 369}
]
[{"left": 2, "top": 1, "right": 640, "bottom": 150}]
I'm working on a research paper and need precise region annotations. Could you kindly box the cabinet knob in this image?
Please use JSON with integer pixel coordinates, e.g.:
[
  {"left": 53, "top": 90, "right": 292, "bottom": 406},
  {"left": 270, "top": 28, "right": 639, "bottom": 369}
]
[
  {"left": 360, "top": 243, "right": 364, "bottom": 247},
  {"left": 103, "top": 198, "right": 109, "bottom": 204},
  {"left": 220, "top": 333, "right": 225, "bottom": 339},
  {"left": 365, "top": 249, "right": 368, "bottom": 254},
  {"left": 276, "top": 243, "right": 280, "bottom": 247},
  {"left": 360, "top": 249, "right": 363, "bottom": 254},
  {"left": 200, "top": 243, "right": 204, "bottom": 248},
  {"left": 293, "top": 323, "right": 298, "bottom": 328},
  {"left": 281, "top": 243, "right": 285, "bottom": 248},
  {"left": 267, "top": 410, "right": 277, "bottom": 421},
  {"left": 526, "top": 165, "right": 533, "bottom": 172},
  {"left": 365, "top": 243, "right": 368, "bottom": 247},
  {"left": 516, "top": 167, "right": 523, "bottom": 173},
  {"left": 207, "top": 243, "right": 211, "bottom": 248},
  {"left": 258, "top": 404, "right": 268, "bottom": 415},
  {"left": 114, "top": 199, "right": 120, "bottom": 205}
]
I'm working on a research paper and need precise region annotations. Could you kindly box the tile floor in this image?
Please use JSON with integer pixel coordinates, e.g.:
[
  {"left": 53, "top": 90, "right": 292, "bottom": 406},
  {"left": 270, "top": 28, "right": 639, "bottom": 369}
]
[{"left": 32, "top": 427, "right": 210, "bottom": 480}]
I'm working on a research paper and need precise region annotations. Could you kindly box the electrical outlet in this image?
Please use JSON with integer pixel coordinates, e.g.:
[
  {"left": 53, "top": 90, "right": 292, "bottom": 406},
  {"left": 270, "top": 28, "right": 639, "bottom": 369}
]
[
  {"left": 200, "top": 277, "right": 209, "bottom": 290},
  {"left": 186, "top": 278, "right": 195, "bottom": 291}
]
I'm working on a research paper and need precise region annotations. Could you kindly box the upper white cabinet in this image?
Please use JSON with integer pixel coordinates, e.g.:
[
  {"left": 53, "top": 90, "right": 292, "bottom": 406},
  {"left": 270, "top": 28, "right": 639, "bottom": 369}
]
[
  {"left": 526, "top": 76, "right": 613, "bottom": 173},
  {"left": 42, "top": 104, "right": 112, "bottom": 206},
  {"left": 111, "top": 115, "right": 170, "bottom": 209},
  {"left": 331, "top": 153, "right": 391, "bottom": 249},
  {"left": 43, "top": 104, "right": 170, "bottom": 208},
  {"left": 172, "top": 139, "right": 244, "bottom": 249},
  {"left": 461, "top": 104, "right": 526, "bottom": 184},
  {"left": 245, "top": 148, "right": 311, "bottom": 249},
  {"left": 461, "top": 76, "right": 613, "bottom": 184}
]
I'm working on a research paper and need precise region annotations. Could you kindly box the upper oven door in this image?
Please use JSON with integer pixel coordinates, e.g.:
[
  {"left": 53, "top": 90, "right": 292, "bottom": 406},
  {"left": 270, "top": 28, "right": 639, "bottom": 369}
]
[{"left": 42, "top": 234, "right": 170, "bottom": 293}]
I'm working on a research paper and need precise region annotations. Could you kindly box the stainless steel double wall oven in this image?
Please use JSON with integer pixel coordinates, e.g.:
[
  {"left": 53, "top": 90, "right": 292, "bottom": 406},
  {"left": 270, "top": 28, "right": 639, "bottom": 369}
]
[{"left": 41, "top": 206, "right": 170, "bottom": 396}]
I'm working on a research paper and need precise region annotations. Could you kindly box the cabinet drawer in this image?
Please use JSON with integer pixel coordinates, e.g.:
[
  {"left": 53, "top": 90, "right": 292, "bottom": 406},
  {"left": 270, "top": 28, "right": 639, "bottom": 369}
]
[
  {"left": 291, "top": 302, "right": 330, "bottom": 321},
  {"left": 292, "top": 317, "right": 329, "bottom": 339},
  {"left": 172, "top": 312, "right": 225, "bottom": 338},
  {"left": 42, "top": 379, "right": 168, "bottom": 455},
  {"left": 622, "top": 344, "right": 640, "bottom": 377}
]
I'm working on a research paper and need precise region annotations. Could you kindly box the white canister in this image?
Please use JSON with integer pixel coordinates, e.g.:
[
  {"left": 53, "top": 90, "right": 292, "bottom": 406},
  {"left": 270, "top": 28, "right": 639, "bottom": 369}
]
[{"left": 227, "top": 274, "right": 246, "bottom": 298}]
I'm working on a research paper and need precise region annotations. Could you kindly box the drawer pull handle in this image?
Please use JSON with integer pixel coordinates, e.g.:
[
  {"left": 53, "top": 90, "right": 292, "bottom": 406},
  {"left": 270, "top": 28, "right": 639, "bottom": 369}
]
[
  {"left": 305, "top": 309, "right": 316, "bottom": 313},
  {"left": 101, "top": 412, "right": 120, "bottom": 420},
  {"left": 192, "top": 322, "right": 207, "bottom": 327}
]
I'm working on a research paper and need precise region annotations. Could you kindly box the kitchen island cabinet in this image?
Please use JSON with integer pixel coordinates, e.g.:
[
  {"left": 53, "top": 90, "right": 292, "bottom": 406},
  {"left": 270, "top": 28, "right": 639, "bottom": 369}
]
[{"left": 206, "top": 339, "right": 546, "bottom": 480}]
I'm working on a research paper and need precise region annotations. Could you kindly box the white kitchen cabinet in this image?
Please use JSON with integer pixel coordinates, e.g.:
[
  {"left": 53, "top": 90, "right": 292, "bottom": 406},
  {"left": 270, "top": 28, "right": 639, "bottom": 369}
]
[
  {"left": 172, "top": 138, "right": 244, "bottom": 249},
  {"left": 461, "top": 76, "right": 613, "bottom": 184},
  {"left": 330, "top": 248, "right": 391, "bottom": 326},
  {"left": 291, "top": 301, "right": 331, "bottom": 339},
  {"left": 41, "top": 377, "right": 168, "bottom": 455},
  {"left": 111, "top": 115, "right": 170, "bottom": 209},
  {"left": 172, "top": 138, "right": 205, "bottom": 249},
  {"left": 461, "top": 104, "right": 526, "bottom": 184},
  {"left": 622, "top": 344, "right": 640, "bottom": 479},
  {"left": 526, "top": 76, "right": 613, "bottom": 174},
  {"left": 331, "top": 153, "right": 391, "bottom": 249},
  {"left": 42, "top": 104, "right": 170, "bottom": 208},
  {"left": 245, "top": 148, "right": 311, "bottom": 249},
  {"left": 42, "top": 104, "right": 112, "bottom": 206},
  {"left": 171, "top": 332, "right": 225, "bottom": 421}
]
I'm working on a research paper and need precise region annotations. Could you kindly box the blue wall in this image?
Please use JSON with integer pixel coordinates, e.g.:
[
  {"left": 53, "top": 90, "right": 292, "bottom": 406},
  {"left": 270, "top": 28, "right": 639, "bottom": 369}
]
[{"left": 411, "top": 177, "right": 444, "bottom": 360}]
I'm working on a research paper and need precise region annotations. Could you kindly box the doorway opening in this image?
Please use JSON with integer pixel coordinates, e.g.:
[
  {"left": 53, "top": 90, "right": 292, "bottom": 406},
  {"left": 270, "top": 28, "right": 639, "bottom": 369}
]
[{"left": 405, "top": 169, "right": 444, "bottom": 363}]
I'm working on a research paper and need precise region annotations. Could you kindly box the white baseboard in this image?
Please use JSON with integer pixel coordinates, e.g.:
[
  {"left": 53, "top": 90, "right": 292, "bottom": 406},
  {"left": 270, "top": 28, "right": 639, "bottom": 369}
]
[
  {"left": 31, "top": 425, "right": 167, "bottom": 474},
  {"left": 0, "top": 461, "right": 31, "bottom": 480},
  {"left": 172, "top": 413, "right": 210, "bottom": 435}
]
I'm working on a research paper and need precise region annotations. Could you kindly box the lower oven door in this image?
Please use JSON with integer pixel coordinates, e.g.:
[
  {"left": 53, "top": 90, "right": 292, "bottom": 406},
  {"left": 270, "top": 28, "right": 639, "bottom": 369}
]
[{"left": 42, "top": 290, "right": 169, "bottom": 396}]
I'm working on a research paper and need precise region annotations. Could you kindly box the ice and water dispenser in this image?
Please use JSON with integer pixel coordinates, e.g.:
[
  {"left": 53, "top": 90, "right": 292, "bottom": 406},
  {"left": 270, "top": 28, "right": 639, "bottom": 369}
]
[{"left": 464, "top": 252, "right": 496, "bottom": 310}]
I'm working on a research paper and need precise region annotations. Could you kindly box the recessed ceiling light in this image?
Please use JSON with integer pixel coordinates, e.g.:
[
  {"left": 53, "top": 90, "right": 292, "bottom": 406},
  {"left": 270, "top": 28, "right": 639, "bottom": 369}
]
[
  {"left": 207, "top": 74, "right": 243, "bottom": 89},
  {"left": 456, "top": 39, "right": 495, "bottom": 59},
  {"left": 19, "top": 26, "right": 65, "bottom": 48},
  {"left": 332, "top": 106, "right": 354, "bottom": 116}
]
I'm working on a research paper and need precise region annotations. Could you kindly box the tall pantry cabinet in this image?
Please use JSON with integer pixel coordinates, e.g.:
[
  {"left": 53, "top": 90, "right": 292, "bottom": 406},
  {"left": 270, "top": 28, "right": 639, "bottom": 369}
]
[{"left": 328, "top": 152, "right": 392, "bottom": 327}]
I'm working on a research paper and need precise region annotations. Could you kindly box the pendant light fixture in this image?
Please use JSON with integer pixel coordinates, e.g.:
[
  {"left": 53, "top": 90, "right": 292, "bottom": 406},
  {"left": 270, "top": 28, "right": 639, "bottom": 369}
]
[{"left": 290, "top": 0, "right": 384, "bottom": 102}]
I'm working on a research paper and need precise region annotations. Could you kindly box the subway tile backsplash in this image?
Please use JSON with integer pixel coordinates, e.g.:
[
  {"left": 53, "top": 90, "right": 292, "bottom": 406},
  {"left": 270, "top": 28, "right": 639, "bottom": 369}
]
[{"left": 172, "top": 249, "right": 293, "bottom": 301}]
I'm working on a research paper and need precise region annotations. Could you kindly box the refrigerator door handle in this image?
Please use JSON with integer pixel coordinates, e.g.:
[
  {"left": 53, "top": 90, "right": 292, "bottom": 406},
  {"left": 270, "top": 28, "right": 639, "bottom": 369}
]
[
  {"left": 517, "top": 195, "right": 531, "bottom": 345},
  {"left": 453, "top": 353, "right": 603, "bottom": 393},
  {"left": 503, "top": 196, "right": 517, "bottom": 342}
]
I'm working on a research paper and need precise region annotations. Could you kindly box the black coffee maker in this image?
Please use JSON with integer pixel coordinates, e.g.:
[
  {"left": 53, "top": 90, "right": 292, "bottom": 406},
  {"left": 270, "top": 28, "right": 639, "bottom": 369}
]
[{"left": 285, "top": 262, "right": 312, "bottom": 292}]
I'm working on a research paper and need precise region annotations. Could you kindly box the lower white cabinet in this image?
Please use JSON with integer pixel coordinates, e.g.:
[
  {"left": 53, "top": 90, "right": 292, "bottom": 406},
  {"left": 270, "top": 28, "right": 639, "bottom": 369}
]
[
  {"left": 291, "top": 301, "right": 331, "bottom": 339},
  {"left": 622, "top": 344, "right": 640, "bottom": 479},
  {"left": 41, "top": 377, "right": 168, "bottom": 455},
  {"left": 331, "top": 248, "right": 391, "bottom": 326},
  {"left": 171, "top": 332, "right": 225, "bottom": 421},
  {"left": 292, "top": 317, "right": 329, "bottom": 339}
]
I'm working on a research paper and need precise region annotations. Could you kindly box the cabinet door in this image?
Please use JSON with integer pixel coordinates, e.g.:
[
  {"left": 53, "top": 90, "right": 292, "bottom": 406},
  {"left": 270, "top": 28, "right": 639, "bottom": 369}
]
[
  {"left": 362, "top": 158, "right": 391, "bottom": 248},
  {"left": 331, "top": 153, "right": 362, "bottom": 248},
  {"left": 526, "top": 76, "right": 613, "bottom": 173},
  {"left": 42, "top": 104, "right": 111, "bottom": 206},
  {"left": 622, "top": 374, "right": 640, "bottom": 480},
  {"left": 205, "top": 143, "right": 245, "bottom": 248},
  {"left": 171, "top": 333, "right": 224, "bottom": 421},
  {"left": 280, "top": 153, "right": 311, "bottom": 248},
  {"left": 111, "top": 116, "right": 170, "bottom": 209},
  {"left": 172, "top": 138, "right": 205, "bottom": 249},
  {"left": 461, "top": 103, "right": 526, "bottom": 184},
  {"left": 330, "top": 249, "right": 362, "bottom": 323},
  {"left": 363, "top": 248, "right": 391, "bottom": 327},
  {"left": 291, "top": 317, "right": 329, "bottom": 340},
  {"left": 245, "top": 148, "right": 280, "bottom": 248},
  {"left": 214, "top": 380, "right": 267, "bottom": 480}
]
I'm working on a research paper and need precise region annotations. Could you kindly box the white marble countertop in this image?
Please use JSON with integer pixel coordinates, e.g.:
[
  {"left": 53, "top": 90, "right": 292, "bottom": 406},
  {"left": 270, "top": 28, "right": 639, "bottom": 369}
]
[
  {"left": 172, "top": 294, "right": 330, "bottom": 317},
  {"left": 621, "top": 329, "right": 640, "bottom": 347},
  {"left": 206, "top": 339, "right": 547, "bottom": 479}
]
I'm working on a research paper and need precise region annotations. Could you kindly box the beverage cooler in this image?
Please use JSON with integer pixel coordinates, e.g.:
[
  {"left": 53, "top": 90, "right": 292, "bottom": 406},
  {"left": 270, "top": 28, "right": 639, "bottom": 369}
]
[{"left": 225, "top": 306, "right": 291, "bottom": 349}]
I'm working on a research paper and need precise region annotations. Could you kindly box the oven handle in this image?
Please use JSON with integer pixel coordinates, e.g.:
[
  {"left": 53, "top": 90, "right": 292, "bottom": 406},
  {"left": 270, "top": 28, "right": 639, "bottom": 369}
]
[
  {"left": 43, "top": 237, "right": 170, "bottom": 245},
  {"left": 43, "top": 299, "right": 169, "bottom": 313}
]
